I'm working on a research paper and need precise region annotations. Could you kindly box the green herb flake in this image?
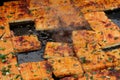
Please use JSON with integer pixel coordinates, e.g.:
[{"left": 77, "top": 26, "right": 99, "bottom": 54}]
[
  {"left": 108, "top": 57, "right": 113, "bottom": 62},
  {"left": 46, "top": 69, "right": 51, "bottom": 74},
  {"left": 73, "top": 74, "right": 78, "bottom": 78},
  {"left": 7, "top": 15, "right": 12, "bottom": 18},
  {"left": 0, "top": 26, "right": 5, "bottom": 30},
  {"left": 1, "top": 67, "right": 10, "bottom": 76},
  {"left": 45, "top": 7, "right": 51, "bottom": 11},
  {"left": 80, "top": 57, "right": 86, "bottom": 63},
  {"left": 0, "top": 47, "right": 5, "bottom": 51},
  {"left": 15, "top": 74, "right": 21, "bottom": 79}
]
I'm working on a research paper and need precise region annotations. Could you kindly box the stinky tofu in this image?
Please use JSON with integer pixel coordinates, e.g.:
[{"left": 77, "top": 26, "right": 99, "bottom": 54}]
[
  {"left": 0, "top": 39, "right": 14, "bottom": 55},
  {"left": 0, "top": 18, "right": 11, "bottom": 39},
  {"left": 44, "top": 42, "right": 74, "bottom": 59},
  {"left": 76, "top": 48, "right": 117, "bottom": 71},
  {"left": 35, "top": 14, "right": 60, "bottom": 30},
  {"left": 25, "top": 0, "right": 49, "bottom": 10},
  {"left": 11, "top": 35, "right": 41, "bottom": 53},
  {"left": 106, "top": 48, "right": 120, "bottom": 59},
  {"left": 0, "top": 53, "right": 21, "bottom": 80},
  {"left": 84, "top": 11, "right": 120, "bottom": 31},
  {"left": 48, "top": 57, "right": 83, "bottom": 77},
  {"left": 72, "top": 0, "right": 120, "bottom": 13},
  {"left": 19, "top": 61, "right": 53, "bottom": 80},
  {"left": 13, "top": 4, "right": 33, "bottom": 22},
  {"left": 72, "top": 30, "right": 101, "bottom": 52},
  {"left": 96, "top": 29, "right": 120, "bottom": 48},
  {"left": 61, "top": 69, "right": 117, "bottom": 80}
]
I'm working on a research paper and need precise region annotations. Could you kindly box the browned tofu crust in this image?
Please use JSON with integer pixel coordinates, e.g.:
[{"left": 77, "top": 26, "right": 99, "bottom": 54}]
[
  {"left": 11, "top": 35, "right": 41, "bottom": 53},
  {"left": 84, "top": 11, "right": 120, "bottom": 31},
  {"left": 72, "top": 30, "right": 101, "bottom": 53},
  {"left": 0, "top": 18, "right": 11, "bottom": 39},
  {"left": 71, "top": 0, "right": 120, "bottom": 13},
  {"left": 48, "top": 57, "right": 83, "bottom": 77},
  {"left": 72, "top": 30, "right": 118, "bottom": 71},
  {"left": 84, "top": 12, "right": 120, "bottom": 48},
  {"left": 44, "top": 42, "right": 74, "bottom": 59},
  {"left": 3, "top": 1, "right": 33, "bottom": 23},
  {"left": 25, "top": 0, "right": 49, "bottom": 10},
  {"left": 61, "top": 69, "right": 117, "bottom": 80},
  {"left": 19, "top": 61, "right": 53, "bottom": 80},
  {"left": 0, "top": 54, "right": 21, "bottom": 80},
  {"left": 0, "top": 39, "right": 14, "bottom": 55}
]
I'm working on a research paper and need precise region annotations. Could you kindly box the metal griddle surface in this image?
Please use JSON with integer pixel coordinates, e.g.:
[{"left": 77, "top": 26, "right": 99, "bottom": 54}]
[{"left": 9, "top": 8, "right": 120, "bottom": 64}]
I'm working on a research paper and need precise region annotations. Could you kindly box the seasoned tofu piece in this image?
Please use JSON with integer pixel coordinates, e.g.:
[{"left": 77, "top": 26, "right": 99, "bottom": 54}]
[
  {"left": 72, "top": 0, "right": 120, "bottom": 13},
  {"left": 14, "top": 4, "right": 33, "bottom": 22},
  {"left": 48, "top": 57, "right": 83, "bottom": 77},
  {"left": 0, "top": 6, "right": 5, "bottom": 18},
  {"left": 26, "top": 0, "right": 49, "bottom": 10},
  {"left": 72, "top": 30, "right": 101, "bottom": 52},
  {"left": 11, "top": 35, "right": 41, "bottom": 53},
  {"left": 35, "top": 14, "right": 60, "bottom": 30},
  {"left": 0, "top": 39, "right": 14, "bottom": 55},
  {"left": 30, "top": 7, "right": 45, "bottom": 18},
  {"left": 84, "top": 12, "right": 120, "bottom": 48},
  {"left": 3, "top": 1, "right": 24, "bottom": 22},
  {"left": 44, "top": 42, "right": 74, "bottom": 59},
  {"left": 19, "top": 61, "right": 53, "bottom": 80},
  {"left": 84, "top": 11, "right": 120, "bottom": 31},
  {"left": 0, "top": 18, "right": 11, "bottom": 39},
  {"left": 59, "top": 12, "right": 90, "bottom": 30},
  {"left": 76, "top": 48, "right": 117, "bottom": 72},
  {"left": 96, "top": 29, "right": 120, "bottom": 48},
  {"left": 3, "top": 1, "right": 33, "bottom": 22},
  {"left": 61, "top": 69, "right": 117, "bottom": 80},
  {"left": 106, "top": 48, "right": 120, "bottom": 59},
  {"left": 0, "top": 54, "right": 21, "bottom": 80},
  {"left": 72, "top": 30, "right": 118, "bottom": 71}
]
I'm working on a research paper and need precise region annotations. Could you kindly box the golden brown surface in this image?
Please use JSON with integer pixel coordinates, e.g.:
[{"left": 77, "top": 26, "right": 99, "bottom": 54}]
[
  {"left": 44, "top": 42, "right": 74, "bottom": 59},
  {"left": 11, "top": 35, "right": 41, "bottom": 53},
  {"left": 19, "top": 61, "right": 53, "bottom": 80},
  {"left": 48, "top": 57, "right": 83, "bottom": 77},
  {"left": 84, "top": 12, "right": 120, "bottom": 48},
  {"left": 61, "top": 69, "right": 117, "bottom": 80},
  {"left": 0, "top": 0, "right": 120, "bottom": 79},
  {"left": 0, "top": 53, "right": 21, "bottom": 80},
  {"left": 72, "top": 30, "right": 118, "bottom": 71},
  {"left": 72, "top": 0, "right": 120, "bottom": 13}
]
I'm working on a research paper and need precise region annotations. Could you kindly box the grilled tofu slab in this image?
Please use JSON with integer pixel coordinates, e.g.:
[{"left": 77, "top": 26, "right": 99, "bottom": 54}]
[
  {"left": 72, "top": 30, "right": 118, "bottom": 71},
  {"left": 72, "top": 0, "right": 120, "bottom": 13},
  {"left": 72, "top": 30, "right": 101, "bottom": 52},
  {"left": 44, "top": 42, "right": 74, "bottom": 59},
  {"left": 48, "top": 57, "right": 83, "bottom": 77},
  {"left": 11, "top": 35, "right": 41, "bottom": 53},
  {"left": 61, "top": 69, "right": 117, "bottom": 80},
  {"left": 19, "top": 61, "right": 53, "bottom": 80},
  {"left": 84, "top": 11, "right": 120, "bottom": 31},
  {"left": 84, "top": 12, "right": 120, "bottom": 48},
  {"left": 25, "top": 0, "right": 49, "bottom": 10},
  {"left": 3, "top": 1, "right": 33, "bottom": 23},
  {"left": 0, "top": 56, "right": 21, "bottom": 80},
  {"left": 0, "top": 18, "right": 11, "bottom": 39}
]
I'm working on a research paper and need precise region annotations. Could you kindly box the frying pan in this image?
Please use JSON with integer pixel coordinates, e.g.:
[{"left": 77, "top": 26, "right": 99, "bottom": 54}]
[{"left": 1, "top": 0, "right": 120, "bottom": 79}]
